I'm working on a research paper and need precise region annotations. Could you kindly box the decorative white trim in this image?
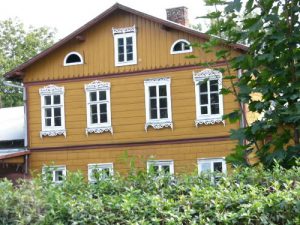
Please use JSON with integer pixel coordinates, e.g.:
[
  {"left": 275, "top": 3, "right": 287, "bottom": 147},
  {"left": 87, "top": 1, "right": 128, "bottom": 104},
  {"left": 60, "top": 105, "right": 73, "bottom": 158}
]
[
  {"left": 63, "top": 51, "right": 84, "bottom": 66},
  {"left": 39, "top": 85, "right": 64, "bottom": 96},
  {"left": 88, "top": 163, "right": 114, "bottom": 183},
  {"left": 85, "top": 80, "right": 113, "bottom": 135},
  {"left": 86, "top": 127, "right": 113, "bottom": 135},
  {"left": 113, "top": 26, "right": 137, "bottom": 67},
  {"left": 39, "top": 85, "right": 66, "bottom": 138},
  {"left": 112, "top": 25, "right": 136, "bottom": 34},
  {"left": 147, "top": 160, "right": 174, "bottom": 175},
  {"left": 144, "top": 77, "right": 173, "bottom": 131},
  {"left": 193, "top": 69, "right": 224, "bottom": 127},
  {"left": 170, "top": 39, "right": 193, "bottom": 54}
]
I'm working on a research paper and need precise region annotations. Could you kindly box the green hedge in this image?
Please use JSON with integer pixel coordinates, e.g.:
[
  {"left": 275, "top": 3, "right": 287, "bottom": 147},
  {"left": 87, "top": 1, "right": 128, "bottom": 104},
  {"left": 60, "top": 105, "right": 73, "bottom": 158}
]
[{"left": 0, "top": 165, "right": 299, "bottom": 225}]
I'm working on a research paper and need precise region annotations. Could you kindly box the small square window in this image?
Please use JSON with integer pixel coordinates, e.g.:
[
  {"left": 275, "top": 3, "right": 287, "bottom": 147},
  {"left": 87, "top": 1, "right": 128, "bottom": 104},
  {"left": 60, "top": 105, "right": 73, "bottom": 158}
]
[
  {"left": 88, "top": 163, "right": 114, "bottom": 183},
  {"left": 147, "top": 160, "right": 174, "bottom": 176},
  {"left": 42, "top": 165, "right": 67, "bottom": 183}
]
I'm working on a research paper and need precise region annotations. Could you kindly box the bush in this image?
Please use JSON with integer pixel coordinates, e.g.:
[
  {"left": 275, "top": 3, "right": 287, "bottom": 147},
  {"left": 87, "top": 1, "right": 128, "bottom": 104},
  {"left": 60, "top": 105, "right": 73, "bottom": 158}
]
[{"left": 0, "top": 165, "right": 299, "bottom": 225}]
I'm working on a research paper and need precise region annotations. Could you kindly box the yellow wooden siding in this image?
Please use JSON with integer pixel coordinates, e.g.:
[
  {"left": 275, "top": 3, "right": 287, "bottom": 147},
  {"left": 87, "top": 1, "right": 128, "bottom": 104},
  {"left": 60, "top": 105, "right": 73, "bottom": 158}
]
[
  {"left": 27, "top": 68, "right": 239, "bottom": 148},
  {"left": 30, "top": 140, "right": 236, "bottom": 176},
  {"left": 24, "top": 10, "right": 239, "bottom": 83}
]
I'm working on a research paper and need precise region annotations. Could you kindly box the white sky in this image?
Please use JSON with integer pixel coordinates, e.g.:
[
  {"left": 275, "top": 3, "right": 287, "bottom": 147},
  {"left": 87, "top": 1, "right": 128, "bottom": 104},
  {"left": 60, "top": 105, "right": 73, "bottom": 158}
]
[{"left": 0, "top": 0, "right": 211, "bottom": 40}]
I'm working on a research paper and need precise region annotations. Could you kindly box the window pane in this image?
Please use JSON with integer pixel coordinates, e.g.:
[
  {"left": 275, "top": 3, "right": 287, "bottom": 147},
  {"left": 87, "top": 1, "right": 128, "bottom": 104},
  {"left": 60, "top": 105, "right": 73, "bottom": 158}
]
[
  {"left": 201, "top": 106, "right": 208, "bottom": 114},
  {"left": 159, "top": 98, "right": 167, "bottom": 108},
  {"left": 126, "top": 37, "right": 133, "bottom": 45},
  {"left": 54, "top": 117, "right": 61, "bottom": 126},
  {"left": 118, "top": 46, "right": 124, "bottom": 54},
  {"left": 183, "top": 42, "right": 190, "bottom": 50},
  {"left": 100, "top": 114, "right": 108, "bottom": 123},
  {"left": 199, "top": 82, "right": 208, "bottom": 92},
  {"left": 100, "top": 104, "right": 107, "bottom": 113},
  {"left": 150, "top": 99, "right": 157, "bottom": 109},
  {"left": 53, "top": 95, "right": 61, "bottom": 104},
  {"left": 92, "top": 114, "right": 98, "bottom": 124},
  {"left": 66, "top": 54, "right": 81, "bottom": 64},
  {"left": 127, "top": 53, "right": 133, "bottom": 61},
  {"left": 210, "top": 93, "right": 219, "bottom": 104},
  {"left": 55, "top": 170, "right": 64, "bottom": 181},
  {"left": 45, "top": 108, "right": 52, "bottom": 117},
  {"left": 162, "top": 165, "right": 170, "bottom": 173},
  {"left": 200, "top": 94, "right": 208, "bottom": 105},
  {"left": 99, "top": 91, "right": 106, "bottom": 101},
  {"left": 118, "top": 38, "right": 124, "bottom": 46},
  {"left": 90, "top": 92, "right": 97, "bottom": 102},
  {"left": 118, "top": 54, "right": 124, "bottom": 62},
  {"left": 91, "top": 105, "right": 97, "bottom": 114},
  {"left": 45, "top": 96, "right": 51, "bottom": 105},
  {"left": 160, "top": 109, "right": 168, "bottom": 119},
  {"left": 210, "top": 80, "right": 219, "bottom": 92},
  {"left": 173, "top": 42, "right": 183, "bottom": 51},
  {"left": 159, "top": 85, "right": 167, "bottom": 96},
  {"left": 211, "top": 104, "right": 220, "bottom": 114},
  {"left": 151, "top": 110, "right": 157, "bottom": 119},
  {"left": 149, "top": 86, "right": 156, "bottom": 97},
  {"left": 153, "top": 165, "right": 159, "bottom": 174},
  {"left": 213, "top": 162, "right": 223, "bottom": 172},
  {"left": 200, "top": 162, "right": 211, "bottom": 172},
  {"left": 45, "top": 118, "right": 51, "bottom": 127},
  {"left": 54, "top": 108, "right": 61, "bottom": 117},
  {"left": 102, "top": 168, "right": 111, "bottom": 178},
  {"left": 126, "top": 45, "right": 133, "bottom": 53}
]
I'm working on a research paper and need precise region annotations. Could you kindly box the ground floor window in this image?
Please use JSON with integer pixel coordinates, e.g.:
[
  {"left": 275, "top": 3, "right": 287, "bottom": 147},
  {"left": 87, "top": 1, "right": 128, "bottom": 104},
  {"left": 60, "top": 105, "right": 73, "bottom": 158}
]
[
  {"left": 197, "top": 158, "right": 226, "bottom": 182},
  {"left": 42, "top": 165, "right": 66, "bottom": 183},
  {"left": 88, "top": 163, "right": 114, "bottom": 183},
  {"left": 147, "top": 160, "right": 174, "bottom": 175}
]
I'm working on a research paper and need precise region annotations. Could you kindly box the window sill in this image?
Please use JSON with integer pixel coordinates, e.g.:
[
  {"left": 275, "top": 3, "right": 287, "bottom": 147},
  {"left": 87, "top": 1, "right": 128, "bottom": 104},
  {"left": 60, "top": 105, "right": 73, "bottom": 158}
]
[
  {"left": 195, "top": 117, "right": 225, "bottom": 127},
  {"left": 40, "top": 129, "right": 66, "bottom": 138},
  {"left": 86, "top": 126, "right": 113, "bottom": 135},
  {"left": 115, "top": 60, "right": 137, "bottom": 67},
  {"left": 145, "top": 120, "right": 173, "bottom": 131}
]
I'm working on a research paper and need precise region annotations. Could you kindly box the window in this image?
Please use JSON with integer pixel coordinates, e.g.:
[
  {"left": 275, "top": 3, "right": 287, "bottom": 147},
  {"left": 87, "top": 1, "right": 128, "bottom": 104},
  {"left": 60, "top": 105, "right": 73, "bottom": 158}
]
[
  {"left": 39, "top": 85, "right": 66, "bottom": 138},
  {"left": 85, "top": 81, "right": 113, "bottom": 135},
  {"left": 42, "top": 165, "right": 67, "bottom": 183},
  {"left": 198, "top": 158, "right": 226, "bottom": 183},
  {"left": 112, "top": 25, "right": 137, "bottom": 66},
  {"left": 63, "top": 52, "right": 84, "bottom": 66},
  {"left": 144, "top": 78, "right": 173, "bottom": 131},
  {"left": 88, "top": 163, "right": 113, "bottom": 183},
  {"left": 193, "top": 69, "right": 224, "bottom": 127},
  {"left": 147, "top": 160, "right": 174, "bottom": 175},
  {"left": 170, "top": 39, "right": 192, "bottom": 54}
]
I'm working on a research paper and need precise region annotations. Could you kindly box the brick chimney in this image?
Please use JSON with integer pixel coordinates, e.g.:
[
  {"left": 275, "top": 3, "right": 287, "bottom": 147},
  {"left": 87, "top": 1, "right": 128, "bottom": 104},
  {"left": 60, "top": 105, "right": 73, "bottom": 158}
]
[{"left": 166, "top": 6, "right": 189, "bottom": 26}]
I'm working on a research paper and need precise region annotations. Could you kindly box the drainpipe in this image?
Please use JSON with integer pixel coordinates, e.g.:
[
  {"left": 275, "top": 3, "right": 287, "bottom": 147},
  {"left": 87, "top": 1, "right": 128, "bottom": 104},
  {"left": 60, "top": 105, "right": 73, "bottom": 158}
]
[{"left": 3, "top": 81, "right": 28, "bottom": 174}]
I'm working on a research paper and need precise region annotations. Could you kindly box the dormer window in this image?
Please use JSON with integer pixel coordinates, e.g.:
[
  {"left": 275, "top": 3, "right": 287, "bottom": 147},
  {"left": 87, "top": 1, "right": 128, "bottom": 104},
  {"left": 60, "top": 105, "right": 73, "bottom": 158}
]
[
  {"left": 170, "top": 39, "right": 192, "bottom": 54},
  {"left": 63, "top": 52, "right": 84, "bottom": 66},
  {"left": 112, "top": 25, "right": 137, "bottom": 67}
]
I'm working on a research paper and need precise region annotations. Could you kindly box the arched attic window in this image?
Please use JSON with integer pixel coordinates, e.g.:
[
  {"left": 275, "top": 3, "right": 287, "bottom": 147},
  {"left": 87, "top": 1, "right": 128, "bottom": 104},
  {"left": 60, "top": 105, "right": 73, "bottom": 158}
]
[
  {"left": 63, "top": 52, "right": 84, "bottom": 66},
  {"left": 170, "top": 39, "right": 192, "bottom": 54}
]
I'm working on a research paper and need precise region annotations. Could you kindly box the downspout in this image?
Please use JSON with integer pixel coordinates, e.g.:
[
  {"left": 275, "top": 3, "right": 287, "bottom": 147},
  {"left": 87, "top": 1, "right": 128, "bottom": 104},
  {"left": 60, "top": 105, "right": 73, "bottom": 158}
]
[{"left": 3, "top": 81, "right": 29, "bottom": 174}]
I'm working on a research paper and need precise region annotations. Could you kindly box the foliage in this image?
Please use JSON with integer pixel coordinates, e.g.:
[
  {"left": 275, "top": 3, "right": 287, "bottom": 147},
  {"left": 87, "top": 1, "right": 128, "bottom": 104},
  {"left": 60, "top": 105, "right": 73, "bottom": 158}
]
[
  {"left": 200, "top": 0, "right": 300, "bottom": 168},
  {"left": 0, "top": 165, "right": 300, "bottom": 224},
  {"left": 0, "top": 18, "right": 56, "bottom": 107}
]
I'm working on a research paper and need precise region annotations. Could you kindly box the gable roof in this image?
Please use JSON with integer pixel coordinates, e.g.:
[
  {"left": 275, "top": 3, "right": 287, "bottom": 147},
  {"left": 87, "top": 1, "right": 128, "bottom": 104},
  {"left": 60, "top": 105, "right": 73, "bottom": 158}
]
[{"left": 4, "top": 3, "right": 248, "bottom": 81}]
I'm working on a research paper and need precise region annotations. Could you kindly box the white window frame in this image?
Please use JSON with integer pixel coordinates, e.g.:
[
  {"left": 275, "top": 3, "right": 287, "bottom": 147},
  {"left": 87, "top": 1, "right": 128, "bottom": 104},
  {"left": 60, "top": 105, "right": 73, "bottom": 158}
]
[
  {"left": 42, "top": 165, "right": 67, "bottom": 183},
  {"left": 39, "top": 85, "right": 66, "bottom": 138},
  {"left": 144, "top": 77, "right": 173, "bottom": 131},
  {"left": 112, "top": 25, "right": 137, "bottom": 67},
  {"left": 170, "top": 39, "right": 193, "bottom": 54},
  {"left": 193, "top": 69, "right": 224, "bottom": 127},
  {"left": 63, "top": 51, "right": 84, "bottom": 66},
  {"left": 147, "top": 160, "right": 174, "bottom": 175},
  {"left": 197, "top": 158, "right": 226, "bottom": 183},
  {"left": 88, "top": 163, "right": 114, "bottom": 183},
  {"left": 85, "top": 81, "right": 113, "bottom": 135}
]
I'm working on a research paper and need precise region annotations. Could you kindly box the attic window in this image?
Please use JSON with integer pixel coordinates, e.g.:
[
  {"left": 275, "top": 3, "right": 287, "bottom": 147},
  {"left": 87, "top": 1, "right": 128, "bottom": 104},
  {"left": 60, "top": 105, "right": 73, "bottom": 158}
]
[
  {"left": 170, "top": 39, "right": 192, "bottom": 54},
  {"left": 63, "top": 52, "right": 84, "bottom": 66}
]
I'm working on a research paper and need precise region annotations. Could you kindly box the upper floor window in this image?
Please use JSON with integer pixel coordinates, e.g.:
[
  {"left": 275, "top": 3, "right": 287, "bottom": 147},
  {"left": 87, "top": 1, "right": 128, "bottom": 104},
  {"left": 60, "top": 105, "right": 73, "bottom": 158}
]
[
  {"left": 144, "top": 78, "right": 173, "bottom": 131},
  {"left": 85, "top": 81, "right": 113, "bottom": 135},
  {"left": 39, "top": 85, "right": 66, "bottom": 138},
  {"left": 147, "top": 160, "right": 174, "bottom": 176},
  {"left": 170, "top": 39, "right": 192, "bottom": 54},
  {"left": 88, "top": 163, "right": 114, "bottom": 183},
  {"left": 42, "top": 165, "right": 67, "bottom": 183},
  {"left": 112, "top": 25, "right": 137, "bottom": 66},
  {"left": 193, "top": 69, "right": 224, "bottom": 127},
  {"left": 63, "top": 52, "right": 84, "bottom": 66},
  {"left": 198, "top": 158, "right": 226, "bottom": 183}
]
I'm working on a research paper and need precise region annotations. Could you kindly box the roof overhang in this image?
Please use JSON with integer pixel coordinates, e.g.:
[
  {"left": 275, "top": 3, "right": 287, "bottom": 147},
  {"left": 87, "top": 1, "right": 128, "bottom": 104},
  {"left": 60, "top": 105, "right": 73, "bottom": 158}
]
[{"left": 0, "top": 149, "right": 30, "bottom": 160}]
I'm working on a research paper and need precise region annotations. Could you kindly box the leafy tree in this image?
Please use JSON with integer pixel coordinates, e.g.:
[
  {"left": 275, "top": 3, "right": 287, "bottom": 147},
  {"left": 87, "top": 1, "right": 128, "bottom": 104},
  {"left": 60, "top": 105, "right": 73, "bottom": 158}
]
[
  {"left": 200, "top": 0, "right": 300, "bottom": 168},
  {"left": 0, "top": 18, "right": 56, "bottom": 107}
]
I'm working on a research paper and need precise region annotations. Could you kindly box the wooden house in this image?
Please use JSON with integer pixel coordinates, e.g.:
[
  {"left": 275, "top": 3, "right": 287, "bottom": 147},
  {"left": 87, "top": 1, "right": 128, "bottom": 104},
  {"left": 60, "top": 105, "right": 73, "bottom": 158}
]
[{"left": 4, "top": 3, "right": 247, "bottom": 182}]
